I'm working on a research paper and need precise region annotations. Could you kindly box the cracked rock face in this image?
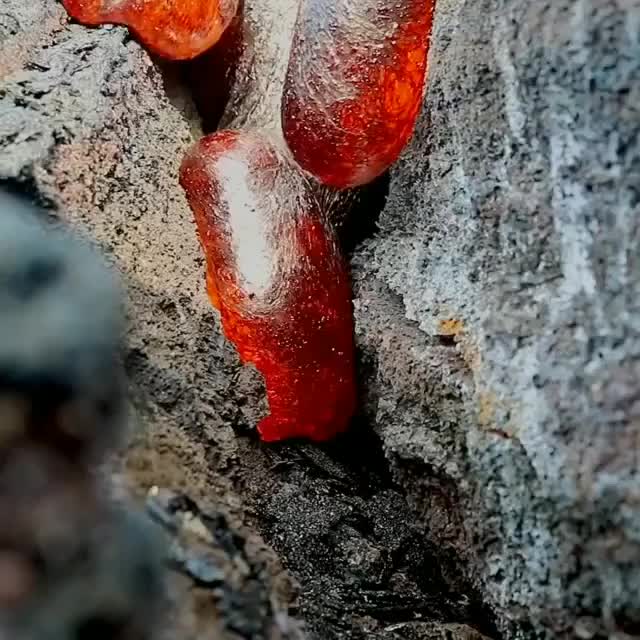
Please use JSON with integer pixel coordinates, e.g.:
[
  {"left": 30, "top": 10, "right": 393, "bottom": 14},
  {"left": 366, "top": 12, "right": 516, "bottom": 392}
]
[
  {"left": 1, "top": 0, "right": 639, "bottom": 639},
  {"left": 353, "top": 0, "right": 640, "bottom": 637}
]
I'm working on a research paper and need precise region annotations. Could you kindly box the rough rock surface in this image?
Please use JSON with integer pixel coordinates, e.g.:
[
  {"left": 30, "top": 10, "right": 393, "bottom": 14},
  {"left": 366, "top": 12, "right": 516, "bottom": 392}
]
[
  {"left": 353, "top": 0, "right": 640, "bottom": 638},
  {"left": 0, "top": 1, "right": 490, "bottom": 639},
  {"left": 1, "top": 0, "right": 639, "bottom": 639}
]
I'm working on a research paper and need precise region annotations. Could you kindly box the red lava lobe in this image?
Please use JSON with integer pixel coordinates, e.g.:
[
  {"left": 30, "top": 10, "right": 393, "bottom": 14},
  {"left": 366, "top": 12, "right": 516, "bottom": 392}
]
[
  {"left": 179, "top": 130, "right": 357, "bottom": 442},
  {"left": 62, "top": 0, "right": 239, "bottom": 60},
  {"left": 282, "top": 0, "right": 436, "bottom": 189}
]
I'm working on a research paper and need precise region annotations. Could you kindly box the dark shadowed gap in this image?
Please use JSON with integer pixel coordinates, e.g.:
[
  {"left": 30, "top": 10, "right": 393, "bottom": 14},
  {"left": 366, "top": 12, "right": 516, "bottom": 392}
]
[
  {"left": 183, "top": 0, "right": 245, "bottom": 134},
  {"left": 338, "top": 172, "right": 391, "bottom": 256},
  {"left": 153, "top": 0, "right": 245, "bottom": 136}
]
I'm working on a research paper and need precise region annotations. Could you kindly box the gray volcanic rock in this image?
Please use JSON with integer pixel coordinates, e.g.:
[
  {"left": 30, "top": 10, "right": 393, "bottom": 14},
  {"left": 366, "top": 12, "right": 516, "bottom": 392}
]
[
  {"left": 1, "top": 0, "right": 639, "bottom": 639},
  {"left": 353, "top": 0, "right": 640, "bottom": 638}
]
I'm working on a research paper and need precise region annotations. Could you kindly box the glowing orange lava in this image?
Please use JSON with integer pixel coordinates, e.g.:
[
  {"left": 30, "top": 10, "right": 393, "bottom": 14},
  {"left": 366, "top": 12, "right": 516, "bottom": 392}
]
[
  {"left": 180, "top": 130, "right": 357, "bottom": 442},
  {"left": 62, "top": 0, "right": 238, "bottom": 60},
  {"left": 282, "top": 0, "right": 436, "bottom": 189}
]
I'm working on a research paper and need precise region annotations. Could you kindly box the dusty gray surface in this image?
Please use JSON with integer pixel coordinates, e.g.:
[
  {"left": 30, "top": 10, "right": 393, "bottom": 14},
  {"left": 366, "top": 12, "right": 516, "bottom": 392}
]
[
  {"left": 0, "top": 1, "right": 491, "bottom": 639},
  {"left": 1, "top": 0, "right": 639, "bottom": 639},
  {"left": 353, "top": 0, "right": 640, "bottom": 638}
]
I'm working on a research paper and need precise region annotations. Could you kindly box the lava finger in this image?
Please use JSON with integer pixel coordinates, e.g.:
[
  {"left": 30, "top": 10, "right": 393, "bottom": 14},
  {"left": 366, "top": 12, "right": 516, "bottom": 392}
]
[
  {"left": 180, "top": 130, "right": 357, "bottom": 442},
  {"left": 282, "top": 0, "right": 436, "bottom": 188},
  {"left": 62, "top": 0, "right": 239, "bottom": 60}
]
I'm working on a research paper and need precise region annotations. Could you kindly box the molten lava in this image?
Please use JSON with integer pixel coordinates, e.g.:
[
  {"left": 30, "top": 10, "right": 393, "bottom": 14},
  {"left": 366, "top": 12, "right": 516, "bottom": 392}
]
[
  {"left": 282, "top": 0, "right": 436, "bottom": 188},
  {"left": 180, "top": 130, "right": 357, "bottom": 442},
  {"left": 62, "top": 0, "right": 238, "bottom": 60}
]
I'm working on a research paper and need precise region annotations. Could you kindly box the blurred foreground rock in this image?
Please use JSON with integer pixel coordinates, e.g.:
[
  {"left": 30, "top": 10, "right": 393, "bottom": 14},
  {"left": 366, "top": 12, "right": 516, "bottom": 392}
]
[
  {"left": 0, "top": 189, "right": 164, "bottom": 640},
  {"left": 0, "top": 189, "right": 124, "bottom": 462},
  {"left": 1, "top": 1, "right": 639, "bottom": 639}
]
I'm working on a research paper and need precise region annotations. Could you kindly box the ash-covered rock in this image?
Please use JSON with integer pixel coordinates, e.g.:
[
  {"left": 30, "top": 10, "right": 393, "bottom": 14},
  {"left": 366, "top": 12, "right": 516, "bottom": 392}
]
[
  {"left": 353, "top": 1, "right": 640, "bottom": 638},
  {"left": 3, "top": 0, "right": 639, "bottom": 639},
  {"left": 147, "top": 488, "right": 305, "bottom": 640}
]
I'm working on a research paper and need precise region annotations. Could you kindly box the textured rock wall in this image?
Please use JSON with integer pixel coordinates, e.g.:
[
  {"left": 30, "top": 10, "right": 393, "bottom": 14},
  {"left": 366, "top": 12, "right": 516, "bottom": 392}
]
[
  {"left": 0, "top": 2, "right": 485, "bottom": 638},
  {"left": 354, "top": 0, "right": 640, "bottom": 637},
  {"left": 1, "top": 0, "right": 639, "bottom": 639}
]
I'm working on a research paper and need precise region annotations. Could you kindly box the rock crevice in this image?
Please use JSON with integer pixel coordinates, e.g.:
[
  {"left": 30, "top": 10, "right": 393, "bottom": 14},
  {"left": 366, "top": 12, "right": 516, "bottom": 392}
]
[{"left": 1, "top": 1, "right": 639, "bottom": 639}]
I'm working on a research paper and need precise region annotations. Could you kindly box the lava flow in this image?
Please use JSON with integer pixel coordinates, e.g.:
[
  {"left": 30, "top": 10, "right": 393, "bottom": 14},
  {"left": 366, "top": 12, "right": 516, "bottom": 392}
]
[
  {"left": 282, "top": 0, "right": 436, "bottom": 189},
  {"left": 62, "top": 0, "right": 238, "bottom": 60},
  {"left": 180, "top": 130, "right": 357, "bottom": 442}
]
